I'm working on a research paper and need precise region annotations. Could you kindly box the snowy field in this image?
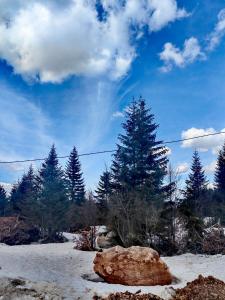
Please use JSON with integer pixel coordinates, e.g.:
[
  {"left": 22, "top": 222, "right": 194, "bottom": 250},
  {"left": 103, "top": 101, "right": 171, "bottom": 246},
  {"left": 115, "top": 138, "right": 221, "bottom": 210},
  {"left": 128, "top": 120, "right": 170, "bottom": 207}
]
[{"left": 0, "top": 241, "right": 225, "bottom": 299}]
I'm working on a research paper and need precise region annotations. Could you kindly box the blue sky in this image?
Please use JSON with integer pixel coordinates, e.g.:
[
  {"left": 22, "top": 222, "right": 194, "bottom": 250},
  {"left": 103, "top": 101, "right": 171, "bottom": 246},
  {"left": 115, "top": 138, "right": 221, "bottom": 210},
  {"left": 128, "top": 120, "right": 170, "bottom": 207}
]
[{"left": 0, "top": 0, "right": 225, "bottom": 190}]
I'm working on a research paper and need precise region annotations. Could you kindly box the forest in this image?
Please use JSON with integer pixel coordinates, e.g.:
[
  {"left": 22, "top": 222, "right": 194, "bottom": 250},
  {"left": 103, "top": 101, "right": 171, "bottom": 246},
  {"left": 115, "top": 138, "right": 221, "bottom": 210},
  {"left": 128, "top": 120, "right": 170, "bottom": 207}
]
[{"left": 0, "top": 99, "right": 225, "bottom": 255}]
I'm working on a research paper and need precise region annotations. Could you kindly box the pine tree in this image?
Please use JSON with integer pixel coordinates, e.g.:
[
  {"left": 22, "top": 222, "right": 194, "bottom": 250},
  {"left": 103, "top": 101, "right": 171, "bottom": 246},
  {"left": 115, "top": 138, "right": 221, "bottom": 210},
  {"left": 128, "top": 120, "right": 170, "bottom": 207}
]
[
  {"left": 95, "top": 168, "right": 112, "bottom": 212},
  {"left": 65, "top": 147, "right": 85, "bottom": 205},
  {"left": 18, "top": 165, "right": 39, "bottom": 223},
  {"left": 9, "top": 182, "right": 22, "bottom": 215},
  {"left": 38, "top": 145, "right": 68, "bottom": 239},
  {"left": 111, "top": 98, "right": 168, "bottom": 195},
  {"left": 8, "top": 165, "right": 38, "bottom": 218},
  {"left": 180, "top": 151, "right": 207, "bottom": 252},
  {"left": 215, "top": 142, "right": 225, "bottom": 193},
  {"left": 0, "top": 185, "right": 7, "bottom": 216},
  {"left": 158, "top": 164, "right": 179, "bottom": 253},
  {"left": 184, "top": 150, "right": 208, "bottom": 214}
]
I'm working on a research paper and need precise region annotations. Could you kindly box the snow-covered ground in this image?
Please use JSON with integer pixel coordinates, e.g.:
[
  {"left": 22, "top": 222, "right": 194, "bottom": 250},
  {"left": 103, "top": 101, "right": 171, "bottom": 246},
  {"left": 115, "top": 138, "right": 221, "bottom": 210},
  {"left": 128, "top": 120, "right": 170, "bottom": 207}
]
[{"left": 0, "top": 241, "right": 224, "bottom": 299}]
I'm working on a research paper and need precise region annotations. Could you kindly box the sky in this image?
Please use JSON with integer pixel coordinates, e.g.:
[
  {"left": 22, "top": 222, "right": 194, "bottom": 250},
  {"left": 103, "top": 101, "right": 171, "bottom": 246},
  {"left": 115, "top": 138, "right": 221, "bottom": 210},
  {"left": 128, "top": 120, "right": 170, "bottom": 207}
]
[{"left": 0, "top": 0, "right": 225, "bottom": 190}]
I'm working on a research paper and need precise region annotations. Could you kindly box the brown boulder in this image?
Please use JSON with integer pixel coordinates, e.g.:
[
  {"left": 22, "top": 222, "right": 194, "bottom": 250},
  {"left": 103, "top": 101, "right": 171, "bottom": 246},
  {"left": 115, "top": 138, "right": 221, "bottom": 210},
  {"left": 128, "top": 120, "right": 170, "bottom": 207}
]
[{"left": 93, "top": 246, "right": 172, "bottom": 286}]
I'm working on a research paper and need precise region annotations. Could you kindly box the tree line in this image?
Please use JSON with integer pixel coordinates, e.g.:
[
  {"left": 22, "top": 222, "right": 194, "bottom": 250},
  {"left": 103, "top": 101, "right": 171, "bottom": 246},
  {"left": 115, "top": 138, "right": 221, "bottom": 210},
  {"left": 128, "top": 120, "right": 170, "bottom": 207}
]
[
  {"left": 0, "top": 98, "right": 225, "bottom": 252},
  {"left": 0, "top": 146, "right": 86, "bottom": 241}
]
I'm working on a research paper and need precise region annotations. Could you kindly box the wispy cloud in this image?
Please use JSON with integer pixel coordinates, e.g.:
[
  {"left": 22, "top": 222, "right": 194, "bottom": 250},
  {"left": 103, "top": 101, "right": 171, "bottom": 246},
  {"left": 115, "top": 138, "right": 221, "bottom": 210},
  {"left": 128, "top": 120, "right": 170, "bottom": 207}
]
[
  {"left": 63, "top": 78, "right": 117, "bottom": 153},
  {"left": 0, "top": 83, "right": 54, "bottom": 178},
  {"left": 207, "top": 8, "right": 225, "bottom": 51},
  {"left": 176, "top": 162, "right": 189, "bottom": 174},
  {"left": 112, "top": 111, "right": 124, "bottom": 119},
  {"left": 205, "top": 160, "right": 217, "bottom": 174},
  {"left": 111, "top": 104, "right": 131, "bottom": 120}
]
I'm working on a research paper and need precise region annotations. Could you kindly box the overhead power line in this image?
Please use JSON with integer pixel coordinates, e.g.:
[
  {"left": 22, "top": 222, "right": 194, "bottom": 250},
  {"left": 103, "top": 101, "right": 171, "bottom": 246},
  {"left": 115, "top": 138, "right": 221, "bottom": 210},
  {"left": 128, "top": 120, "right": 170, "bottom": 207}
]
[
  {"left": 0, "top": 131, "right": 225, "bottom": 165},
  {"left": 164, "top": 131, "right": 225, "bottom": 144},
  {"left": 0, "top": 150, "right": 116, "bottom": 165}
]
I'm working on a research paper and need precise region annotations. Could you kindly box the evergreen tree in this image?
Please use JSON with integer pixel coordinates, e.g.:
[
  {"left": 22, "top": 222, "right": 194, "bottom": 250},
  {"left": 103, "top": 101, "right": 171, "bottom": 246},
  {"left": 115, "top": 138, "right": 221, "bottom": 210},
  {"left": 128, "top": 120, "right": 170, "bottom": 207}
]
[
  {"left": 111, "top": 98, "right": 168, "bottom": 195},
  {"left": 18, "top": 165, "right": 39, "bottom": 223},
  {"left": 9, "top": 182, "right": 21, "bottom": 215},
  {"left": 65, "top": 146, "right": 85, "bottom": 205},
  {"left": 95, "top": 168, "right": 112, "bottom": 212},
  {"left": 180, "top": 151, "right": 208, "bottom": 252},
  {"left": 183, "top": 150, "right": 208, "bottom": 214},
  {"left": 8, "top": 166, "right": 38, "bottom": 218},
  {"left": 158, "top": 164, "right": 179, "bottom": 254},
  {"left": 38, "top": 145, "right": 68, "bottom": 239},
  {"left": 215, "top": 142, "right": 225, "bottom": 193},
  {"left": 0, "top": 185, "right": 7, "bottom": 216}
]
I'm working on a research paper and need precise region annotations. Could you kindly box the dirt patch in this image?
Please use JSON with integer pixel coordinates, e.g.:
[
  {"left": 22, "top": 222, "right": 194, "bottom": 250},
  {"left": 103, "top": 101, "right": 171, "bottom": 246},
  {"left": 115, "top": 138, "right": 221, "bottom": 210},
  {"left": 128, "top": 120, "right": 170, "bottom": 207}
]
[
  {"left": 93, "top": 290, "right": 163, "bottom": 300},
  {"left": 0, "top": 277, "right": 65, "bottom": 299},
  {"left": 94, "top": 275, "right": 225, "bottom": 300},
  {"left": 172, "top": 275, "right": 225, "bottom": 300}
]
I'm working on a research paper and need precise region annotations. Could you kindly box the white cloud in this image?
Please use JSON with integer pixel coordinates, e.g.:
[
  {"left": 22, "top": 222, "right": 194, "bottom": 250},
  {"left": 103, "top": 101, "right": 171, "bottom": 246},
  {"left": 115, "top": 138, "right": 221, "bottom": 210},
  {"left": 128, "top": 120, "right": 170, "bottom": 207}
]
[
  {"left": 176, "top": 162, "right": 189, "bottom": 174},
  {"left": 166, "top": 147, "right": 172, "bottom": 155},
  {"left": 147, "top": 0, "right": 189, "bottom": 32},
  {"left": 159, "top": 7, "right": 225, "bottom": 72},
  {"left": 205, "top": 160, "right": 217, "bottom": 174},
  {"left": 0, "top": 182, "right": 12, "bottom": 195},
  {"left": 0, "top": 0, "right": 188, "bottom": 83},
  {"left": 112, "top": 111, "right": 124, "bottom": 118},
  {"left": 159, "top": 37, "right": 205, "bottom": 72},
  {"left": 181, "top": 127, "right": 225, "bottom": 154},
  {"left": 208, "top": 8, "right": 225, "bottom": 51}
]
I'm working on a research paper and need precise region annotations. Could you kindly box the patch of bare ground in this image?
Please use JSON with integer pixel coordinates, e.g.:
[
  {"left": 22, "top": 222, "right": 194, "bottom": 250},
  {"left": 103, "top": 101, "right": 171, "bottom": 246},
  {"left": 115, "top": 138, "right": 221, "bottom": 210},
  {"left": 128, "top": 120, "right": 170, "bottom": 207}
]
[
  {"left": 0, "top": 277, "right": 64, "bottom": 299},
  {"left": 93, "top": 290, "right": 163, "bottom": 300},
  {"left": 172, "top": 275, "right": 225, "bottom": 300},
  {"left": 94, "top": 275, "right": 225, "bottom": 300}
]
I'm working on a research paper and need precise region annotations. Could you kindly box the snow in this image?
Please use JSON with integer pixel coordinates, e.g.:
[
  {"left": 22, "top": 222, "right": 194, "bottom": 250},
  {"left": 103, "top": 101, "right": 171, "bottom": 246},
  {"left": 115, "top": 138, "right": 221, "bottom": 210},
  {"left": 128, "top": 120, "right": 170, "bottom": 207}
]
[
  {"left": 94, "top": 225, "right": 108, "bottom": 235},
  {"left": 203, "top": 216, "right": 216, "bottom": 226},
  {"left": 0, "top": 241, "right": 225, "bottom": 299},
  {"left": 62, "top": 232, "right": 79, "bottom": 242}
]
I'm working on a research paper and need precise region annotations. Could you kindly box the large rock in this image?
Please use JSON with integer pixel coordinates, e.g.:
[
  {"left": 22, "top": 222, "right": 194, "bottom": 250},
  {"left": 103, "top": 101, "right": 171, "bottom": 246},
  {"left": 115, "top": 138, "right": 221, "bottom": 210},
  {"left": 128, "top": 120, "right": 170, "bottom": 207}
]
[{"left": 93, "top": 246, "right": 172, "bottom": 286}]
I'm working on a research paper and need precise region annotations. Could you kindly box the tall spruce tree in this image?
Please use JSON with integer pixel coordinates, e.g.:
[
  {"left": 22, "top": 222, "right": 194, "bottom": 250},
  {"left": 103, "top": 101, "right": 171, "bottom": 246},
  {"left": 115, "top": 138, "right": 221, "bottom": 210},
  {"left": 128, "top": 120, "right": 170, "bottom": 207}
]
[
  {"left": 9, "top": 182, "right": 22, "bottom": 215},
  {"left": 215, "top": 142, "right": 225, "bottom": 193},
  {"left": 38, "top": 145, "right": 68, "bottom": 239},
  {"left": 66, "top": 147, "right": 85, "bottom": 205},
  {"left": 18, "top": 165, "right": 39, "bottom": 223},
  {"left": 0, "top": 185, "right": 7, "bottom": 216},
  {"left": 9, "top": 165, "right": 38, "bottom": 217},
  {"left": 111, "top": 98, "right": 168, "bottom": 195},
  {"left": 95, "top": 168, "right": 112, "bottom": 211},
  {"left": 183, "top": 150, "right": 208, "bottom": 214},
  {"left": 180, "top": 151, "right": 207, "bottom": 252}
]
